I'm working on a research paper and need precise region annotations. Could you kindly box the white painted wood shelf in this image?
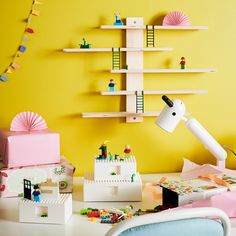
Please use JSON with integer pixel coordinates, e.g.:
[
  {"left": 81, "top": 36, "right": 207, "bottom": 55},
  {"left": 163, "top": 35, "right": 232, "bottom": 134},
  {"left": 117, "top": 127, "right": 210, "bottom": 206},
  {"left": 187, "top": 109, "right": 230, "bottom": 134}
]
[
  {"left": 100, "top": 25, "right": 208, "bottom": 30},
  {"left": 101, "top": 90, "right": 208, "bottom": 96},
  {"left": 63, "top": 47, "right": 173, "bottom": 52},
  {"left": 111, "top": 68, "right": 216, "bottom": 73},
  {"left": 82, "top": 111, "right": 161, "bottom": 118},
  {"left": 63, "top": 17, "right": 214, "bottom": 123}
]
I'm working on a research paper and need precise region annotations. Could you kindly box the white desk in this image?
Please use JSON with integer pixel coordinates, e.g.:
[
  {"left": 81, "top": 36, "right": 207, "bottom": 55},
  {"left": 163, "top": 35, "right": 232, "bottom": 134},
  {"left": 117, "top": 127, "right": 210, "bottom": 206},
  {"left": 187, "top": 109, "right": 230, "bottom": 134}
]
[{"left": 0, "top": 174, "right": 236, "bottom": 236}]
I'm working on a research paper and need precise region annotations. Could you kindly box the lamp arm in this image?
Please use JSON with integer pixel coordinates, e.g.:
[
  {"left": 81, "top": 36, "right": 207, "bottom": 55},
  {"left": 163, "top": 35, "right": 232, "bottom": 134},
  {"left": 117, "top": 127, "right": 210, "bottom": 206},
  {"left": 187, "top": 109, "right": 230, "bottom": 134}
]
[{"left": 183, "top": 117, "right": 227, "bottom": 168}]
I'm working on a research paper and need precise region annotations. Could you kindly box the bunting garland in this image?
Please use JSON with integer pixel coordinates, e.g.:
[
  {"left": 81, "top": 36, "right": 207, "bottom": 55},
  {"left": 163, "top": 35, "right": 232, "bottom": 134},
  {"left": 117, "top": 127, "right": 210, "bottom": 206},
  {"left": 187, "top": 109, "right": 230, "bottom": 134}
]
[{"left": 0, "top": 0, "right": 42, "bottom": 82}]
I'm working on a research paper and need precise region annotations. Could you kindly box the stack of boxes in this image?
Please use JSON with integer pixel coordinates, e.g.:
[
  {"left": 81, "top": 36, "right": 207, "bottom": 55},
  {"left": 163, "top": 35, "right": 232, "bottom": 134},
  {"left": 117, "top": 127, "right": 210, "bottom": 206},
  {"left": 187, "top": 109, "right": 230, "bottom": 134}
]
[
  {"left": 84, "top": 151, "right": 142, "bottom": 202},
  {"left": 0, "top": 112, "right": 74, "bottom": 198}
]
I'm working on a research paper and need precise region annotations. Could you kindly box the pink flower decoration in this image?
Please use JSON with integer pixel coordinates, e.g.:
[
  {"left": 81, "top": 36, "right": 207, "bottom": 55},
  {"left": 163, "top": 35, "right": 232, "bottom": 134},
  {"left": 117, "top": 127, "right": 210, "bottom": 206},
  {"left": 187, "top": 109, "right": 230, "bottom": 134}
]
[
  {"left": 162, "top": 11, "right": 191, "bottom": 26},
  {"left": 10, "top": 112, "right": 48, "bottom": 132}
]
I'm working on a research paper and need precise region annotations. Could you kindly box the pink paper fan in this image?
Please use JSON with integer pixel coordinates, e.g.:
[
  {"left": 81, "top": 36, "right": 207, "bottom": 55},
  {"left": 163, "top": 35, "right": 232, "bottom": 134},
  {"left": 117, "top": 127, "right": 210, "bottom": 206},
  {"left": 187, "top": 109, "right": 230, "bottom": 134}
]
[
  {"left": 162, "top": 11, "right": 191, "bottom": 26},
  {"left": 10, "top": 112, "right": 48, "bottom": 132}
]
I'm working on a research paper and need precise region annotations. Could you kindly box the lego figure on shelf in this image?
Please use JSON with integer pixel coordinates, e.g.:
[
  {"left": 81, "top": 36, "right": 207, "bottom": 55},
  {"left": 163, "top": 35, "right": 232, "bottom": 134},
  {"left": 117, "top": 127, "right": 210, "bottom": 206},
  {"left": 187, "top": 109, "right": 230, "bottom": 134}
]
[
  {"left": 180, "top": 56, "right": 186, "bottom": 69},
  {"left": 99, "top": 140, "right": 109, "bottom": 158},
  {"left": 79, "top": 38, "right": 91, "bottom": 48},
  {"left": 113, "top": 13, "right": 123, "bottom": 26},
  {"left": 124, "top": 144, "right": 131, "bottom": 158},
  {"left": 32, "top": 184, "right": 41, "bottom": 202},
  {"left": 108, "top": 79, "right": 115, "bottom": 92}
]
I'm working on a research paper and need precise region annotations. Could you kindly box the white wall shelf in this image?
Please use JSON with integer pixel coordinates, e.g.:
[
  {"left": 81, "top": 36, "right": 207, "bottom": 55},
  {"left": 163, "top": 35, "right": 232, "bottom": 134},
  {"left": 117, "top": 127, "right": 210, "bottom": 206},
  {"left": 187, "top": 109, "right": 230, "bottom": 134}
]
[
  {"left": 63, "top": 47, "right": 173, "bottom": 52},
  {"left": 82, "top": 111, "right": 161, "bottom": 118},
  {"left": 111, "top": 68, "right": 216, "bottom": 73},
  {"left": 64, "top": 16, "right": 214, "bottom": 123},
  {"left": 101, "top": 90, "right": 208, "bottom": 96},
  {"left": 100, "top": 25, "right": 208, "bottom": 30}
]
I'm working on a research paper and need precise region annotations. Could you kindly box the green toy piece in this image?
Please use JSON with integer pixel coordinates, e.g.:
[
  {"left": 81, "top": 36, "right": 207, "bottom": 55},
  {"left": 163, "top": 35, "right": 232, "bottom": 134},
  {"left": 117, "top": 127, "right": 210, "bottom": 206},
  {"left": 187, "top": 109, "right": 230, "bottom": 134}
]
[
  {"left": 131, "top": 173, "right": 135, "bottom": 182},
  {"left": 80, "top": 38, "right": 91, "bottom": 49},
  {"left": 108, "top": 152, "right": 113, "bottom": 161},
  {"left": 111, "top": 172, "right": 117, "bottom": 175}
]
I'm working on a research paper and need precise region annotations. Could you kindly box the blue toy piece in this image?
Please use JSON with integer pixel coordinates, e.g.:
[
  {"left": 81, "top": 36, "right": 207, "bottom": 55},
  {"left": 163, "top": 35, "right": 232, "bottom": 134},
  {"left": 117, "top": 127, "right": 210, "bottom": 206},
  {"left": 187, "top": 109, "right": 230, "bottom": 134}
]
[
  {"left": 108, "top": 79, "right": 115, "bottom": 92},
  {"left": 19, "top": 45, "right": 26, "bottom": 52},
  {"left": 113, "top": 13, "right": 123, "bottom": 26},
  {"left": 0, "top": 75, "right": 8, "bottom": 82},
  {"left": 32, "top": 184, "right": 41, "bottom": 202}
]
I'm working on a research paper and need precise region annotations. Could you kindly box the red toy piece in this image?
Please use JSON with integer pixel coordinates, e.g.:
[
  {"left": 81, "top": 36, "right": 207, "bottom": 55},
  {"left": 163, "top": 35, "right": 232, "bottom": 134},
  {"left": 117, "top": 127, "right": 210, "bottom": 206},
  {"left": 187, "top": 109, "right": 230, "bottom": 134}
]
[
  {"left": 87, "top": 211, "right": 100, "bottom": 218},
  {"left": 124, "top": 144, "right": 131, "bottom": 158}
]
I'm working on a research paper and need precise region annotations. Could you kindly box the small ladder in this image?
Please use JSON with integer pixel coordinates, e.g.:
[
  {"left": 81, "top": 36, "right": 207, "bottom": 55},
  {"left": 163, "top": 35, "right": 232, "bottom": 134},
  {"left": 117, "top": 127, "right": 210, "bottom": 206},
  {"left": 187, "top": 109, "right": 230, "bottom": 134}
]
[
  {"left": 146, "top": 25, "right": 155, "bottom": 47},
  {"left": 112, "top": 47, "right": 121, "bottom": 70},
  {"left": 136, "top": 91, "right": 144, "bottom": 113}
]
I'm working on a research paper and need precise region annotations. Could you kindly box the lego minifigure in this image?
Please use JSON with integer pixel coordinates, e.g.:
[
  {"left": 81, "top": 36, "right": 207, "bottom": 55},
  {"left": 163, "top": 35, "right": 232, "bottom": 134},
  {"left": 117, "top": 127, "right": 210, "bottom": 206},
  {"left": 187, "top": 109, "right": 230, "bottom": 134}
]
[
  {"left": 180, "top": 57, "right": 186, "bottom": 69},
  {"left": 124, "top": 144, "right": 131, "bottom": 158},
  {"left": 32, "top": 184, "right": 41, "bottom": 202},
  {"left": 113, "top": 13, "right": 123, "bottom": 26},
  {"left": 99, "top": 141, "right": 109, "bottom": 158},
  {"left": 108, "top": 79, "right": 115, "bottom": 92}
]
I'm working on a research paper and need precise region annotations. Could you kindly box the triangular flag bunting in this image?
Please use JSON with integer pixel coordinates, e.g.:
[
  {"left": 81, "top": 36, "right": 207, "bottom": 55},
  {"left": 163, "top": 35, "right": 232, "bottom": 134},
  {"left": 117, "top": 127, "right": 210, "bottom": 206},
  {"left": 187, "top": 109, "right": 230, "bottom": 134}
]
[
  {"left": 23, "top": 35, "right": 28, "bottom": 42},
  {"left": 6, "top": 68, "right": 13, "bottom": 74},
  {"left": 19, "top": 45, "right": 26, "bottom": 52},
  {"left": 25, "top": 27, "right": 34, "bottom": 33},
  {"left": 11, "top": 63, "right": 20, "bottom": 69},
  {"left": 34, "top": 0, "right": 43, "bottom": 4},
  {"left": 27, "top": 17, "right": 32, "bottom": 24},
  {"left": 0, "top": 75, "right": 8, "bottom": 82},
  {"left": 31, "top": 9, "right": 40, "bottom": 16}
]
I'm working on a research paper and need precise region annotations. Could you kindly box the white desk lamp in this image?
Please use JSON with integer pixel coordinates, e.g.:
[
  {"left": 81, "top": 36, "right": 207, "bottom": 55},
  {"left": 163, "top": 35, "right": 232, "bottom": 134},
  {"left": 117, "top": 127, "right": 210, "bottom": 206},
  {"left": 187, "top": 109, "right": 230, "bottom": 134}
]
[{"left": 156, "top": 95, "right": 227, "bottom": 168}]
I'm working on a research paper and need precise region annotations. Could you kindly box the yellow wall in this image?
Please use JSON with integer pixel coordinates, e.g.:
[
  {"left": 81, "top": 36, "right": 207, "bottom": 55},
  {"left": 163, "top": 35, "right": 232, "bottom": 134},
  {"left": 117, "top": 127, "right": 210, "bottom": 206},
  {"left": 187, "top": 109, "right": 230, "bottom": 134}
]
[{"left": 1, "top": 0, "right": 236, "bottom": 175}]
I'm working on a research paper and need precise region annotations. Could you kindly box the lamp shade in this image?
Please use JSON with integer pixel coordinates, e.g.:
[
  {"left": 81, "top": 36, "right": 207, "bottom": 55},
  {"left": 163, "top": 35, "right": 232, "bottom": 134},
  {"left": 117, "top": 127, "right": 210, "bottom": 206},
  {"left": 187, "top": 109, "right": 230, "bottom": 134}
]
[{"left": 156, "top": 99, "right": 186, "bottom": 133}]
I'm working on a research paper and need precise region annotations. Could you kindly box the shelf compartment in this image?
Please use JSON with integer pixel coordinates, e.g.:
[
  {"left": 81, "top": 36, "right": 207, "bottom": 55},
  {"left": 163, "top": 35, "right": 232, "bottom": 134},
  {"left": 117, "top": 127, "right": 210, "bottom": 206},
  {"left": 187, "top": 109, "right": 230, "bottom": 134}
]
[
  {"left": 100, "top": 25, "right": 208, "bottom": 30},
  {"left": 101, "top": 90, "right": 208, "bottom": 96},
  {"left": 63, "top": 47, "right": 173, "bottom": 52},
  {"left": 111, "top": 68, "right": 216, "bottom": 73}
]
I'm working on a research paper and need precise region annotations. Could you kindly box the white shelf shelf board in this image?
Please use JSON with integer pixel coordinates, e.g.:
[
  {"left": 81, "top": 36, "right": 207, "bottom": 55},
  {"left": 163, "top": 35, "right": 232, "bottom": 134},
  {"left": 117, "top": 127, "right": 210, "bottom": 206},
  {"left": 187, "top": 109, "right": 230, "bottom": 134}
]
[
  {"left": 101, "top": 90, "right": 208, "bottom": 96},
  {"left": 100, "top": 25, "right": 208, "bottom": 30},
  {"left": 82, "top": 111, "right": 161, "bottom": 118},
  {"left": 111, "top": 68, "right": 216, "bottom": 73},
  {"left": 63, "top": 47, "right": 173, "bottom": 52}
]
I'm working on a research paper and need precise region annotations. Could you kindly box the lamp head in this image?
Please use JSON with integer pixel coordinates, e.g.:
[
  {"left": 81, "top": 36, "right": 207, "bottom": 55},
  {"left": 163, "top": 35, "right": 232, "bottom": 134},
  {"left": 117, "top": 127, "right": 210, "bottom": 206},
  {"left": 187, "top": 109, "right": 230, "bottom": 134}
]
[{"left": 156, "top": 95, "right": 186, "bottom": 133}]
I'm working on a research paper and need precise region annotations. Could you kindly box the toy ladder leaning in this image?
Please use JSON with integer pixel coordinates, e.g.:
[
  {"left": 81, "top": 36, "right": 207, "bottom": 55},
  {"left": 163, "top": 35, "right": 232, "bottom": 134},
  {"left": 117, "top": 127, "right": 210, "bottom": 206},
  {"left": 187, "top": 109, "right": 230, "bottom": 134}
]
[
  {"left": 136, "top": 91, "right": 144, "bottom": 113},
  {"left": 112, "top": 47, "right": 121, "bottom": 70},
  {"left": 146, "top": 25, "right": 155, "bottom": 47}
]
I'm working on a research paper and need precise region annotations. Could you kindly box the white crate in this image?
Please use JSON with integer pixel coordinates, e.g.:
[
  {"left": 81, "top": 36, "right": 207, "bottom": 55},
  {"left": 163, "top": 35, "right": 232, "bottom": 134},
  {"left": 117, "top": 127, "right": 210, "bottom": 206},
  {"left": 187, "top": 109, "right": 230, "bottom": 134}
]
[
  {"left": 94, "top": 156, "right": 136, "bottom": 181},
  {"left": 19, "top": 194, "right": 72, "bottom": 224},
  {"left": 84, "top": 172, "right": 142, "bottom": 202}
]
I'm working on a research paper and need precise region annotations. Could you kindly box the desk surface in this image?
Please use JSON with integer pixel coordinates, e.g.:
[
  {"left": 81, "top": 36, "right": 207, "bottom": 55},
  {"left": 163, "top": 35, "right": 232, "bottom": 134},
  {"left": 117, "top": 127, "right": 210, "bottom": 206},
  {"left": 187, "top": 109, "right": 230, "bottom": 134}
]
[{"left": 0, "top": 173, "right": 236, "bottom": 236}]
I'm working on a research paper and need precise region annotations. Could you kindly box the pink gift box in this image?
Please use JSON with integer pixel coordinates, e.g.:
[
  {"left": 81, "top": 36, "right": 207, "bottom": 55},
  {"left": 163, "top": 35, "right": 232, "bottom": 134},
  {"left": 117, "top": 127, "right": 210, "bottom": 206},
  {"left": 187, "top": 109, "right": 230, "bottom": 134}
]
[
  {"left": 0, "top": 129, "right": 60, "bottom": 168},
  {"left": 0, "top": 157, "right": 74, "bottom": 198}
]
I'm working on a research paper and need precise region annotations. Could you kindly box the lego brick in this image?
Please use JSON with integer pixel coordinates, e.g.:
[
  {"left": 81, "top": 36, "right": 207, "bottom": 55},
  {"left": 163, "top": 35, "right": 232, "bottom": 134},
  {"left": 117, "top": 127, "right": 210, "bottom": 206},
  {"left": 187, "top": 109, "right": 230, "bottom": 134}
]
[{"left": 83, "top": 172, "right": 142, "bottom": 201}]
